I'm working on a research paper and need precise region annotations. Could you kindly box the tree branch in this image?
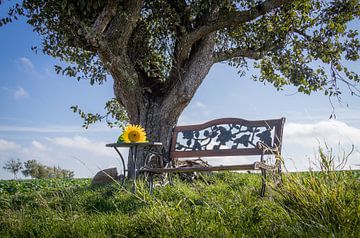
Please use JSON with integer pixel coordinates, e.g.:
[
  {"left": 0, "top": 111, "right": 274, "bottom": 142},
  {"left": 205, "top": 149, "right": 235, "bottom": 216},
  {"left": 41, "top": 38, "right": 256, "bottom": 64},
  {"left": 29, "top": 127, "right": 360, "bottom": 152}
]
[
  {"left": 163, "top": 33, "right": 216, "bottom": 118},
  {"left": 104, "top": 0, "right": 144, "bottom": 51},
  {"left": 214, "top": 34, "right": 289, "bottom": 63},
  {"left": 92, "top": 0, "right": 119, "bottom": 36},
  {"left": 176, "top": 0, "right": 293, "bottom": 65},
  {"left": 214, "top": 48, "right": 264, "bottom": 62},
  {"left": 68, "top": 0, "right": 120, "bottom": 48},
  {"left": 190, "top": 0, "right": 292, "bottom": 44},
  {"left": 102, "top": 0, "right": 144, "bottom": 119},
  {"left": 166, "top": 0, "right": 191, "bottom": 31},
  {"left": 75, "top": 0, "right": 142, "bottom": 51}
]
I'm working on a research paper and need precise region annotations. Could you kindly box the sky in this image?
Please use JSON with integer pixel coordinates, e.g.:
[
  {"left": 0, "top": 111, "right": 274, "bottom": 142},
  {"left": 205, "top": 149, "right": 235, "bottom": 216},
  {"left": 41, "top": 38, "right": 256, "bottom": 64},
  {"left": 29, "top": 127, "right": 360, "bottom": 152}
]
[{"left": 0, "top": 11, "right": 360, "bottom": 179}]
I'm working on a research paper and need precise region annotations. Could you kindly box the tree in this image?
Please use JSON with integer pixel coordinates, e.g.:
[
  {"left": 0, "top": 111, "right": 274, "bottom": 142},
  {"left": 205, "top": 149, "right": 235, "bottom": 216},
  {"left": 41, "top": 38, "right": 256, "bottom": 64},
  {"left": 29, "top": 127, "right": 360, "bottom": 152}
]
[
  {"left": 2, "top": 0, "right": 360, "bottom": 177},
  {"left": 22, "top": 159, "right": 40, "bottom": 178},
  {"left": 22, "top": 159, "right": 75, "bottom": 179},
  {"left": 3, "top": 158, "right": 23, "bottom": 179},
  {"left": 48, "top": 166, "right": 75, "bottom": 179}
]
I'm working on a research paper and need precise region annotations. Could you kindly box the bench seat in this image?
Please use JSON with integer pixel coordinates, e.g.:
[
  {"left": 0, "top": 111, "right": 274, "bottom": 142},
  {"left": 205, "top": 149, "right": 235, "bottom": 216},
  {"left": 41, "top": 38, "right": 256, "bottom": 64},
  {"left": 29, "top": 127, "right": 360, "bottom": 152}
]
[{"left": 140, "top": 163, "right": 257, "bottom": 173}]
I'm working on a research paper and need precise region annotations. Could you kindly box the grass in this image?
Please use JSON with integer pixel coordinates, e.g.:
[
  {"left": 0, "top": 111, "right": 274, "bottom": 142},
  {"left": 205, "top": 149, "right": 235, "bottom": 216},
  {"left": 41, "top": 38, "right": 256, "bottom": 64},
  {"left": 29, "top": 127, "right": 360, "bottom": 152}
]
[{"left": 0, "top": 168, "right": 359, "bottom": 238}]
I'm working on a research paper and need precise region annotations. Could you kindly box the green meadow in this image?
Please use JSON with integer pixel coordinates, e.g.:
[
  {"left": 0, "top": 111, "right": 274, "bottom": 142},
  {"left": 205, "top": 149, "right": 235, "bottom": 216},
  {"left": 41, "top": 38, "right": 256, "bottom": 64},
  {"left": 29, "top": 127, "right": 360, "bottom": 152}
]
[{"left": 0, "top": 169, "right": 359, "bottom": 238}]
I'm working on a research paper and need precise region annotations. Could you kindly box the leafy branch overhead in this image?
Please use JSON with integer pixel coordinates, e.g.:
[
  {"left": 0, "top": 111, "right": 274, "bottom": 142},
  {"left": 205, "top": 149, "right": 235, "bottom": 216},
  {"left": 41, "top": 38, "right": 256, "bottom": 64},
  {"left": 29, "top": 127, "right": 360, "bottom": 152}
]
[
  {"left": 2, "top": 0, "right": 360, "bottom": 125},
  {"left": 70, "top": 98, "right": 128, "bottom": 129}
]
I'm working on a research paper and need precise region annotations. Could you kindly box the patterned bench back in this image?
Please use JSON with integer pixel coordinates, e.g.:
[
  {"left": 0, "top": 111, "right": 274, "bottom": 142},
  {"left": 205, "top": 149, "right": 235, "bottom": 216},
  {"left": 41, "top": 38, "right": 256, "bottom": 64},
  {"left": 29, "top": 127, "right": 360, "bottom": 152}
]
[{"left": 170, "top": 118, "right": 285, "bottom": 159}]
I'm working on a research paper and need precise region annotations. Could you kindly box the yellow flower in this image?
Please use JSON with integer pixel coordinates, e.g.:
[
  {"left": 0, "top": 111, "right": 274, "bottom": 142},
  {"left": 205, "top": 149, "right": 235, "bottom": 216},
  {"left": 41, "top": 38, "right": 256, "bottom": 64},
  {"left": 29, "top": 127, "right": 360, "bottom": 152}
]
[{"left": 121, "top": 124, "right": 147, "bottom": 143}]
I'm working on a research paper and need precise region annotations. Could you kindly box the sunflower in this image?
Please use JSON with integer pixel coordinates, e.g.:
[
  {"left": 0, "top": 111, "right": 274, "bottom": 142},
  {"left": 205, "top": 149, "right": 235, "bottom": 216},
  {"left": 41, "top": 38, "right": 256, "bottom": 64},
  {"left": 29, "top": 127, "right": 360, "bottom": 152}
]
[{"left": 119, "top": 124, "right": 147, "bottom": 143}]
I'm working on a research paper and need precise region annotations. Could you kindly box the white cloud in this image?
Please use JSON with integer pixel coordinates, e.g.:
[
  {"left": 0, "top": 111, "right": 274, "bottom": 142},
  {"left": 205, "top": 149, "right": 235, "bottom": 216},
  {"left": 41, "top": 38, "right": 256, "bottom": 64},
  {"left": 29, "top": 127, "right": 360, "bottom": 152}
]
[
  {"left": 0, "top": 139, "right": 20, "bottom": 151},
  {"left": 14, "top": 87, "right": 29, "bottom": 99},
  {"left": 194, "top": 101, "right": 207, "bottom": 109},
  {"left": 0, "top": 136, "right": 125, "bottom": 179},
  {"left": 31, "top": 140, "right": 47, "bottom": 151},
  {"left": 282, "top": 120, "right": 360, "bottom": 171},
  {"left": 180, "top": 101, "right": 211, "bottom": 124},
  {"left": 49, "top": 136, "right": 114, "bottom": 156},
  {"left": 19, "top": 57, "right": 34, "bottom": 72},
  {"left": 0, "top": 124, "right": 114, "bottom": 133},
  {"left": 284, "top": 120, "right": 360, "bottom": 147}
]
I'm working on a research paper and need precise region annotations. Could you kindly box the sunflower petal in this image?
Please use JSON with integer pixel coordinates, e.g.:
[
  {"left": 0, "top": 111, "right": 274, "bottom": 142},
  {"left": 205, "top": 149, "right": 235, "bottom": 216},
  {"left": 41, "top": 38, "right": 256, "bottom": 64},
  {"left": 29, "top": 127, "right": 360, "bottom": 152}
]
[{"left": 120, "top": 124, "right": 147, "bottom": 143}]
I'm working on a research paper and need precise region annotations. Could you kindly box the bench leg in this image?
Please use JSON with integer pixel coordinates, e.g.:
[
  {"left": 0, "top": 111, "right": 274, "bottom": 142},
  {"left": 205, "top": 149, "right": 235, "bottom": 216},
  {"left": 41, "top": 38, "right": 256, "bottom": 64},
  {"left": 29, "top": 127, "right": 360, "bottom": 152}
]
[
  {"left": 277, "top": 158, "right": 283, "bottom": 186},
  {"left": 260, "top": 168, "right": 267, "bottom": 197},
  {"left": 148, "top": 173, "right": 154, "bottom": 195},
  {"left": 168, "top": 172, "right": 174, "bottom": 186}
]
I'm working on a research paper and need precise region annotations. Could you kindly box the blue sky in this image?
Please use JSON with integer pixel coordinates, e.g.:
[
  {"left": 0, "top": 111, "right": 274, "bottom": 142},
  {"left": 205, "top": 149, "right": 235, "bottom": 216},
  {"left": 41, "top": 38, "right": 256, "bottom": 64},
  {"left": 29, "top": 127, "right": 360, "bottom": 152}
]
[{"left": 0, "top": 14, "right": 360, "bottom": 179}]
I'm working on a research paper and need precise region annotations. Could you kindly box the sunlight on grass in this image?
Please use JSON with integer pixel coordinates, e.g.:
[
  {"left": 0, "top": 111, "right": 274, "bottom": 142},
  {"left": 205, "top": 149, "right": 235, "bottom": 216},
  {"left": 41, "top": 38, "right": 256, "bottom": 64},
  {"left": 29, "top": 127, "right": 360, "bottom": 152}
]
[{"left": 0, "top": 147, "right": 359, "bottom": 237}]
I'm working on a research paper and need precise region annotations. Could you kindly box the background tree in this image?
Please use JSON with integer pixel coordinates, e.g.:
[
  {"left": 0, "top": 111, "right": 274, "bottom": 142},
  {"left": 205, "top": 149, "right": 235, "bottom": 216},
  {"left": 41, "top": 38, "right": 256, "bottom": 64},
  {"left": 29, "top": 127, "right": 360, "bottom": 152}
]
[
  {"left": 2, "top": 0, "right": 360, "bottom": 177},
  {"left": 3, "top": 158, "right": 23, "bottom": 179},
  {"left": 48, "top": 166, "right": 74, "bottom": 179},
  {"left": 22, "top": 160, "right": 75, "bottom": 179},
  {"left": 22, "top": 159, "right": 40, "bottom": 178}
]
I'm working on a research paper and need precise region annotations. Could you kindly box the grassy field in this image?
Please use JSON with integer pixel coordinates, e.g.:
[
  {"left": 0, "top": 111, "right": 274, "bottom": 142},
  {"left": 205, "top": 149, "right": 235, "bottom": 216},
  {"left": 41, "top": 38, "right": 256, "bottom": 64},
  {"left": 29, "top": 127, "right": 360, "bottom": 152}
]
[{"left": 0, "top": 170, "right": 359, "bottom": 237}]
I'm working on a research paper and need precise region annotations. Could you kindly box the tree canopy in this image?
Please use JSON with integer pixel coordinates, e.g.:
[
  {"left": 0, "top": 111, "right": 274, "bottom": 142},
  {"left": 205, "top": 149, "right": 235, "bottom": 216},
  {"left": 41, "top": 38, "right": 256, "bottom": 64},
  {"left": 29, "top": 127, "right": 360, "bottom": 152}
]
[{"left": 2, "top": 0, "right": 359, "bottom": 97}]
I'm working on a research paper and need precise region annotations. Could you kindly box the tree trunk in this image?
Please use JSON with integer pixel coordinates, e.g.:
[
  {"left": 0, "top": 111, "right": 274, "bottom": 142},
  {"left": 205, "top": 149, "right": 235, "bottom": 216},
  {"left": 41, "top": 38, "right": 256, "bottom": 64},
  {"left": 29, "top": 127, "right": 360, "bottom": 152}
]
[
  {"left": 126, "top": 95, "right": 184, "bottom": 178},
  {"left": 110, "top": 34, "right": 216, "bottom": 179}
]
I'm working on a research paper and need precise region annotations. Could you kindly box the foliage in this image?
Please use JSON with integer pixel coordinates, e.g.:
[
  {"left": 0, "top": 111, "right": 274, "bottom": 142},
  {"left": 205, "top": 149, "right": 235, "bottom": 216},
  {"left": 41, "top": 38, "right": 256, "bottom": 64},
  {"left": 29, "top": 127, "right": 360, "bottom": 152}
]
[
  {"left": 70, "top": 98, "right": 128, "bottom": 129},
  {"left": 2, "top": 158, "right": 23, "bottom": 179},
  {"left": 0, "top": 169, "right": 359, "bottom": 237},
  {"left": 272, "top": 171, "right": 359, "bottom": 236},
  {"left": 22, "top": 159, "right": 74, "bottom": 179},
  {"left": 0, "top": 178, "right": 89, "bottom": 195},
  {"left": 1, "top": 0, "right": 360, "bottom": 127}
]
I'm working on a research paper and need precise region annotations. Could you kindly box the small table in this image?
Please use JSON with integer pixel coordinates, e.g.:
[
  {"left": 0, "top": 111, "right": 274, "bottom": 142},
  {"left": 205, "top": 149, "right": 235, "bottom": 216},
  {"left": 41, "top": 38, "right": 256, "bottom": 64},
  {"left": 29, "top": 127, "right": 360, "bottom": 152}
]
[{"left": 106, "top": 142, "right": 163, "bottom": 192}]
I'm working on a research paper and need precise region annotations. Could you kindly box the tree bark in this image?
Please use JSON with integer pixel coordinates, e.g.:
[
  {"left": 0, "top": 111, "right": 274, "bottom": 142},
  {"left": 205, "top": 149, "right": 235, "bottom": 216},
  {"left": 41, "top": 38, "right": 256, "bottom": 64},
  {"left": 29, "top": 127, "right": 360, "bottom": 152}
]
[
  {"left": 124, "top": 89, "right": 194, "bottom": 178},
  {"left": 127, "top": 98, "right": 179, "bottom": 178}
]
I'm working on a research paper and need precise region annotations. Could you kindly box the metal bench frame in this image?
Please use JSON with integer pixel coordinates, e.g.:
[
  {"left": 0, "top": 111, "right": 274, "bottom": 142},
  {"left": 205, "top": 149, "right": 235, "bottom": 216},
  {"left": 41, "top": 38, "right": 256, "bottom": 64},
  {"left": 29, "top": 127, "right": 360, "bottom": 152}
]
[{"left": 139, "top": 117, "right": 286, "bottom": 196}]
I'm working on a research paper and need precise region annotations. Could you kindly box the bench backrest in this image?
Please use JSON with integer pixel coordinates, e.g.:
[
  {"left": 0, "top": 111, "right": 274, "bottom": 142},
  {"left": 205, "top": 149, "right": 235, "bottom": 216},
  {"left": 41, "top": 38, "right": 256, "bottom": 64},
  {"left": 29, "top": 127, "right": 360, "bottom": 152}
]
[{"left": 170, "top": 118, "right": 285, "bottom": 159}]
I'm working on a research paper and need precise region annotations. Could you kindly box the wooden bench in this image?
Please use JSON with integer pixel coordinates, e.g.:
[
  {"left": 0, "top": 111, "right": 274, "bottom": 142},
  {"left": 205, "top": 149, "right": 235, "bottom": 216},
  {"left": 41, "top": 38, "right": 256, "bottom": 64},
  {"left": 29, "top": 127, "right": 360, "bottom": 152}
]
[{"left": 139, "top": 117, "right": 286, "bottom": 196}]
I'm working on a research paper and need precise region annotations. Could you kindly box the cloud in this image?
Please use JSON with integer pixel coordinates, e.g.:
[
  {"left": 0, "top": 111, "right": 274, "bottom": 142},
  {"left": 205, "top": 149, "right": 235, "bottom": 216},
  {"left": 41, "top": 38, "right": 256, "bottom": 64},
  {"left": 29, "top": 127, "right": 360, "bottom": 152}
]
[
  {"left": 194, "top": 101, "right": 207, "bottom": 109},
  {"left": 48, "top": 136, "right": 114, "bottom": 156},
  {"left": 0, "top": 124, "right": 114, "bottom": 133},
  {"left": 31, "top": 140, "right": 47, "bottom": 151},
  {"left": 19, "top": 57, "right": 35, "bottom": 72},
  {"left": 0, "top": 136, "right": 124, "bottom": 179},
  {"left": 282, "top": 120, "right": 360, "bottom": 171},
  {"left": 179, "top": 101, "right": 211, "bottom": 124},
  {"left": 14, "top": 87, "right": 29, "bottom": 99},
  {"left": 284, "top": 120, "right": 360, "bottom": 147},
  {"left": 0, "top": 139, "right": 20, "bottom": 151}
]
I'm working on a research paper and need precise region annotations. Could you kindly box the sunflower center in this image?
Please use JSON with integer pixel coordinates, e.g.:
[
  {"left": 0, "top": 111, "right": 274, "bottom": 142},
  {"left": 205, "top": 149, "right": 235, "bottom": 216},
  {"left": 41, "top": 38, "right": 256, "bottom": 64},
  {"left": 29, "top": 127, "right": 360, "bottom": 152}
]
[{"left": 128, "top": 131, "right": 140, "bottom": 142}]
